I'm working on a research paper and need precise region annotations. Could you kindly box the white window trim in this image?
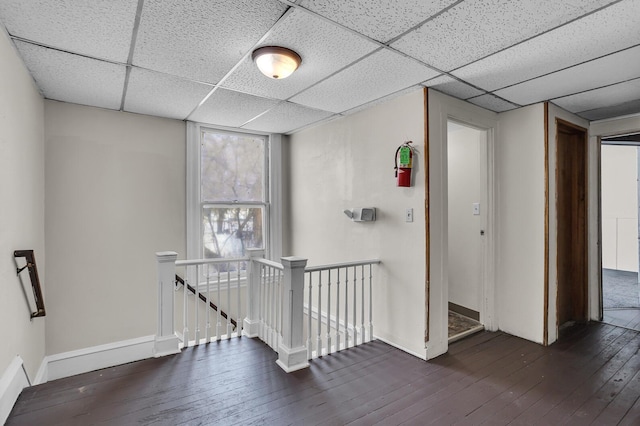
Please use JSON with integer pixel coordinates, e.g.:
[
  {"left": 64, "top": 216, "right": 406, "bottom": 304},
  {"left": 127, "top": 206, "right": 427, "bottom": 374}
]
[{"left": 186, "top": 122, "right": 283, "bottom": 262}]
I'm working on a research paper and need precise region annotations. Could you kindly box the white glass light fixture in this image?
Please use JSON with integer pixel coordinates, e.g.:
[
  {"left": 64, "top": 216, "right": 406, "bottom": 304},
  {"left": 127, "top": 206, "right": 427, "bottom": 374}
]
[{"left": 252, "top": 46, "right": 301, "bottom": 79}]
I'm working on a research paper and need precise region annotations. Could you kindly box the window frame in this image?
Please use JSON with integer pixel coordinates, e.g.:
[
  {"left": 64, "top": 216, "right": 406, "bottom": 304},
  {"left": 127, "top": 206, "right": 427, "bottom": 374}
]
[{"left": 187, "top": 122, "right": 282, "bottom": 265}]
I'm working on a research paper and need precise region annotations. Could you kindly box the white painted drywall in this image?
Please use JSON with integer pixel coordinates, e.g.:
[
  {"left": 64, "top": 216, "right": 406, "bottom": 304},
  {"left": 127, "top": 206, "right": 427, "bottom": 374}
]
[
  {"left": 496, "top": 104, "right": 546, "bottom": 344},
  {"left": 44, "top": 101, "right": 186, "bottom": 354},
  {"left": 288, "top": 89, "right": 427, "bottom": 358},
  {"left": 0, "top": 29, "right": 45, "bottom": 383},
  {"left": 601, "top": 145, "right": 638, "bottom": 272},
  {"left": 447, "top": 124, "right": 483, "bottom": 313}
]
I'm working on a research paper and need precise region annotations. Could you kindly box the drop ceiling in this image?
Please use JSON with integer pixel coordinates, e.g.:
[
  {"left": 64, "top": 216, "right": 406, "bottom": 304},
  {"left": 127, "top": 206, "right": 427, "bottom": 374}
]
[{"left": 0, "top": 0, "right": 638, "bottom": 134}]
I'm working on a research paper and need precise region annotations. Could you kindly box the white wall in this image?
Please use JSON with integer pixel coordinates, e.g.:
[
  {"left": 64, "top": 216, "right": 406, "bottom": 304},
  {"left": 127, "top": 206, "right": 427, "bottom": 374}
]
[
  {"left": 496, "top": 104, "right": 545, "bottom": 344},
  {"left": 0, "top": 30, "right": 45, "bottom": 382},
  {"left": 44, "top": 101, "right": 186, "bottom": 355},
  {"left": 447, "top": 123, "right": 483, "bottom": 313},
  {"left": 601, "top": 145, "right": 638, "bottom": 272},
  {"left": 288, "top": 89, "right": 427, "bottom": 358}
]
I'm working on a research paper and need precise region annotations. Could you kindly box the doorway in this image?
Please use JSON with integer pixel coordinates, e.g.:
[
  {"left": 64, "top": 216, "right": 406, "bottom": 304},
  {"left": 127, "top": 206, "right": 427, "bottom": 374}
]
[
  {"left": 556, "top": 119, "right": 588, "bottom": 328},
  {"left": 447, "top": 120, "right": 486, "bottom": 341},
  {"left": 600, "top": 134, "right": 640, "bottom": 330}
]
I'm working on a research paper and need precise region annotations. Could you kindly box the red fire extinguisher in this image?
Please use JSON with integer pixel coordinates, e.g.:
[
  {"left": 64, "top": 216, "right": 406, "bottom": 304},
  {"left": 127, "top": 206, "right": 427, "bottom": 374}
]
[{"left": 394, "top": 141, "right": 414, "bottom": 187}]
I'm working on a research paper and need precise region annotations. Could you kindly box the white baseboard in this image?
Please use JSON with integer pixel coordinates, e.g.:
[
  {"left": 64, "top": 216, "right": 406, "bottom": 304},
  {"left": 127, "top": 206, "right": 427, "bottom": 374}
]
[
  {"left": 373, "top": 335, "right": 427, "bottom": 360},
  {"left": 38, "top": 335, "right": 156, "bottom": 383},
  {"left": 0, "top": 356, "right": 30, "bottom": 425}
]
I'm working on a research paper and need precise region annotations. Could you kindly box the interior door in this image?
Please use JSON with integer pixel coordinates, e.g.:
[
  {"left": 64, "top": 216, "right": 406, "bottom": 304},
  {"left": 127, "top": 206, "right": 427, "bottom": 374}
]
[{"left": 556, "top": 119, "right": 588, "bottom": 326}]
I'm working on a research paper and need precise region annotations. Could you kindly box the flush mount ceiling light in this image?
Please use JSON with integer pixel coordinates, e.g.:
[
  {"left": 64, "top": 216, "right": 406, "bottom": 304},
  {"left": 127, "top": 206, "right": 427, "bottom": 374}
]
[{"left": 252, "top": 46, "right": 301, "bottom": 80}]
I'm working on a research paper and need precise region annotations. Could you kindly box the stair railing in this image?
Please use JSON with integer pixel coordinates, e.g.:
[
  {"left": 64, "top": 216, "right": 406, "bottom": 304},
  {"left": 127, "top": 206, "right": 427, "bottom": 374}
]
[
  {"left": 174, "top": 275, "right": 237, "bottom": 330},
  {"left": 155, "top": 250, "right": 381, "bottom": 372}
]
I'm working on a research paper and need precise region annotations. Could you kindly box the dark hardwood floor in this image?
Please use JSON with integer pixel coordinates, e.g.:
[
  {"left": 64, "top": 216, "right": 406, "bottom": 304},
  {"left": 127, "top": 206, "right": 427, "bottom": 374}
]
[
  {"left": 604, "top": 308, "right": 640, "bottom": 332},
  {"left": 8, "top": 322, "right": 640, "bottom": 425}
]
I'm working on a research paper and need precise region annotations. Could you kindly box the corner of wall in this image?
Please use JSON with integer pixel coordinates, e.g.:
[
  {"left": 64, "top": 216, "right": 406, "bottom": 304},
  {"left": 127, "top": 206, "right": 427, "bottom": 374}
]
[{"left": 0, "top": 357, "right": 30, "bottom": 424}]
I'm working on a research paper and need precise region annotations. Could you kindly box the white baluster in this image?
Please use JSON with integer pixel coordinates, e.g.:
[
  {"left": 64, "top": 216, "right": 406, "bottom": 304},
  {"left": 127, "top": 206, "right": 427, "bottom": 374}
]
[
  {"left": 236, "top": 260, "right": 242, "bottom": 336},
  {"left": 194, "top": 265, "right": 200, "bottom": 345},
  {"left": 369, "top": 264, "right": 373, "bottom": 342},
  {"left": 272, "top": 267, "right": 278, "bottom": 348},
  {"left": 261, "top": 266, "right": 266, "bottom": 344},
  {"left": 353, "top": 266, "right": 357, "bottom": 346},
  {"left": 277, "top": 269, "right": 282, "bottom": 350},
  {"left": 216, "top": 268, "right": 221, "bottom": 341},
  {"left": 259, "top": 265, "right": 264, "bottom": 340},
  {"left": 307, "top": 272, "right": 313, "bottom": 360},
  {"left": 226, "top": 267, "right": 232, "bottom": 338},
  {"left": 265, "top": 265, "right": 270, "bottom": 343},
  {"left": 205, "top": 265, "right": 211, "bottom": 342},
  {"left": 183, "top": 274, "right": 189, "bottom": 347},
  {"left": 344, "top": 268, "right": 349, "bottom": 348},
  {"left": 326, "top": 270, "right": 332, "bottom": 355},
  {"left": 336, "top": 268, "right": 341, "bottom": 351},
  {"left": 361, "top": 265, "right": 365, "bottom": 345},
  {"left": 316, "top": 271, "right": 323, "bottom": 356}
]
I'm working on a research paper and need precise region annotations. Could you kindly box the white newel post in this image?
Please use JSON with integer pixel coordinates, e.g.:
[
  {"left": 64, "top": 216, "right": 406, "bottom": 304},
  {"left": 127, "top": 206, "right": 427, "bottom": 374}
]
[
  {"left": 154, "top": 251, "right": 181, "bottom": 357},
  {"left": 243, "top": 248, "right": 265, "bottom": 338},
  {"left": 277, "top": 256, "right": 309, "bottom": 372}
]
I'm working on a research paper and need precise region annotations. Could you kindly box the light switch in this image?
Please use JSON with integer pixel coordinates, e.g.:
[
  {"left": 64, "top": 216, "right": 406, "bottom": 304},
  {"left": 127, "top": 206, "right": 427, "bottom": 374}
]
[
  {"left": 406, "top": 208, "right": 413, "bottom": 222},
  {"left": 473, "top": 203, "right": 480, "bottom": 215}
]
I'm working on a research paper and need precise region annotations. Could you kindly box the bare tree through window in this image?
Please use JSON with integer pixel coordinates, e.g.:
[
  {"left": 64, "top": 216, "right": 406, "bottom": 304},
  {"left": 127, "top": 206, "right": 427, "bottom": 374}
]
[{"left": 200, "top": 131, "right": 266, "bottom": 269}]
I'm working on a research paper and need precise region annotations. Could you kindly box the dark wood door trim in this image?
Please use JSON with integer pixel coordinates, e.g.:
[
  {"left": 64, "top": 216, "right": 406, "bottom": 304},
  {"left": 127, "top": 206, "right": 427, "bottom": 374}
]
[
  {"left": 544, "top": 102, "right": 549, "bottom": 346},
  {"left": 555, "top": 117, "right": 589, "bottom": 332},
  {"left": 424, "top": 87, "right": 430, "bottom": 343}
]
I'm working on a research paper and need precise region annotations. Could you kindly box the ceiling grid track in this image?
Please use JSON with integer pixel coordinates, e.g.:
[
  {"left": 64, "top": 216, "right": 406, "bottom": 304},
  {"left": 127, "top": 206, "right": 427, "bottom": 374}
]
[{"left": 119, "top": 0, "right": 146, "bottom": 112}]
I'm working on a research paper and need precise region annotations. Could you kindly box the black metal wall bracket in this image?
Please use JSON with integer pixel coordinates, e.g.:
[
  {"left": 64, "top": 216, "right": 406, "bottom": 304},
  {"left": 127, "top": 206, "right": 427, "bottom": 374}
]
[{"left": 14, "top": 250, "right": 46, "bottom": 318}]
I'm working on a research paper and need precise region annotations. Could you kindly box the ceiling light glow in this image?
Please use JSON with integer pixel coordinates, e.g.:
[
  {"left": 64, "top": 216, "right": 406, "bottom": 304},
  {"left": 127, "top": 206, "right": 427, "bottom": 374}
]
[{"left": 252, "top": 46, "right": 301, "bottom": 80}]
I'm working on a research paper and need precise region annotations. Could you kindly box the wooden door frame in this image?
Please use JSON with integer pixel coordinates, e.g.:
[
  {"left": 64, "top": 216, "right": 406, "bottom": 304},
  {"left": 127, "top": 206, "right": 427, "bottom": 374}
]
[{"left": 554, "top": 117, "right": 589, "bottom": 334}]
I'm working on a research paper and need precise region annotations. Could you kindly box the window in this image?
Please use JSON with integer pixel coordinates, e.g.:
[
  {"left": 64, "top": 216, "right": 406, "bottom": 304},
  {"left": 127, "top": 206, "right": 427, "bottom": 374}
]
[
  {"left": 200, "top": 130, "right": 267, "bottom": 259},
  {"left": 187, "top": 123, "right": 276, "bottom": 266}
]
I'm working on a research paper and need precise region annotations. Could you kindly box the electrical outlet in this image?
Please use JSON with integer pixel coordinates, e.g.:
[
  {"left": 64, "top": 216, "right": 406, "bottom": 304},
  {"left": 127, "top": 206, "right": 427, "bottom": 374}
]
[{"left": 406, "top": 208, "right": 413, "bottom": 222}]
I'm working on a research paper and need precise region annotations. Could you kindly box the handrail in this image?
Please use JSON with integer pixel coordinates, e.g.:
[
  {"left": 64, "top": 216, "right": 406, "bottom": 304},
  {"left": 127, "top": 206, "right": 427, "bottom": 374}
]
[
  {"left": 252, "top": 257, "right": 284, "bottom": 270},
  {"left": 175, "top": 274, "right": 237, "bottom": 329},
  {"left": 176, "top": 256, "right": 248, "bottom": 267},
  {"left": 14, "top": 250, "right": 46, "bottom": 318},
  {"left": 305, "top": 259, "right": 381, "bottom": 273}
]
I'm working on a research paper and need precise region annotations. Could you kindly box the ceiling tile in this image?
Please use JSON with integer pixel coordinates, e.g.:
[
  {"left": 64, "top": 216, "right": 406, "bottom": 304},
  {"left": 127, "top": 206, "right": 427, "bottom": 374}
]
[
  {"left": 577, "top": 99, "right": 640, "bottom": 121},
  {"left": 453, "top": 0, "right": 640, "bottom": 91},
  {"left": 15, "top": 41, "right": 125, "bottom": 110},
  {"left": 298, "top": 0, "right": 458, "bottom": 43},
  {"left": 494, "top": 46, "right": 640, "bottom": 106},
  {"left": 123, "top": 68, "right": 212, "bottom": 120},
  {"left": 423, "top": 75, "right": 484, "bottom": 99},
  {"left": 553, "top": 78, "right": 640, "bottom": 114},
  {"left": 222, "top": 8, "right": 378, "bottom": 100},
  {"left": 241, "top": 102, "right": 335, "bottom": 134},
  {"left": 467, "top": 94, "right": 518, "bottom": 112},
  {"left": 290, "top": 49, "right": 439, "bottom": 113},
  {"left": 133, "top": 0, "right": 287, "bottom": 84},
  {"left": 189, "top": 88, "right": 280, "bottom": 127},
  {"left": 391, "top": 0, "right": 616, "bottom": 72},
  {"left": 0, "top": 0, "right": 137, "bottom": 62}
]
